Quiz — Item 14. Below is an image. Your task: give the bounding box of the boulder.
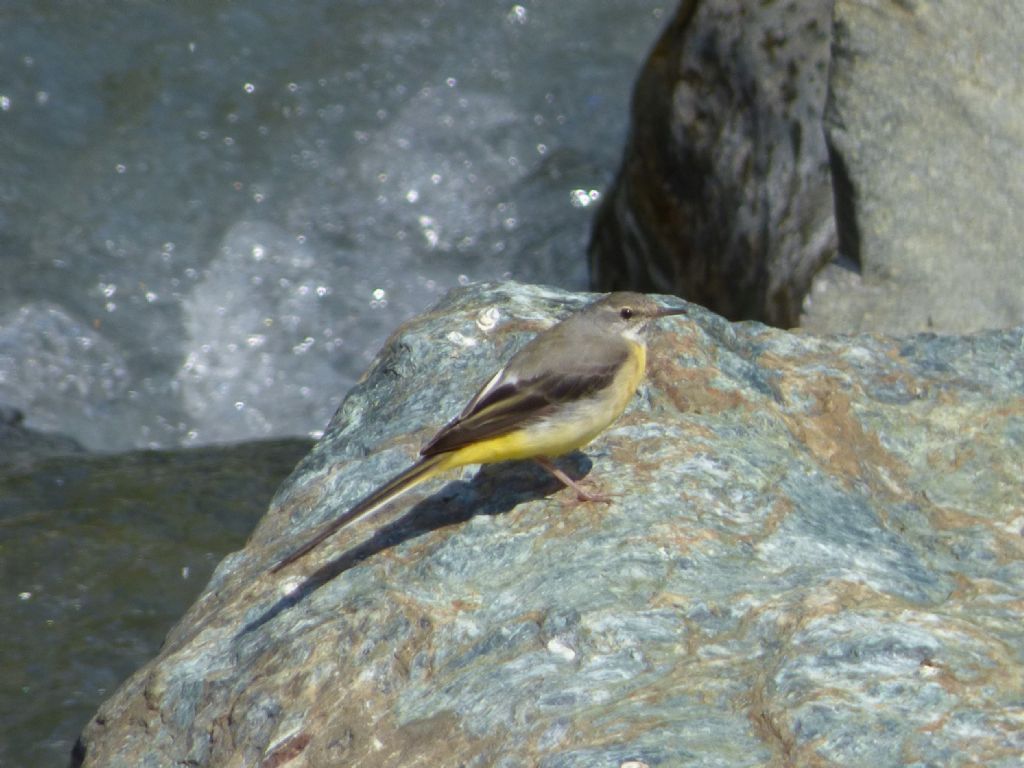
[592,0,1024,335]
[75,283,1024,767]
[589,0,836,327]
[807,0,1024,333]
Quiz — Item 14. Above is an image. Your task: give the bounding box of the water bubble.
[569,188,601,208]
[507,5,528,24]
[292,337,315,354]
[418,215,439,249]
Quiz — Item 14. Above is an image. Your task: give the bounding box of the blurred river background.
[0,1,668,764]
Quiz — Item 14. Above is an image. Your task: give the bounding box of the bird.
[270,291,686,573]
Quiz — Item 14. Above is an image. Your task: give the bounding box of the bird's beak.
[655,305,688,318]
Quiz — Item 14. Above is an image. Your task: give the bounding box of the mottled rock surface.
[589,0,836,327]
[75,283,1023,767]
[807,0,1024,334]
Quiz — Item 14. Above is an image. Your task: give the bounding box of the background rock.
[806,0,1024,333]
[0,403,84,471]
[1,437,311,767]
[592,0,1024,335]
[589,0,836,327]
[75,283,1024,767]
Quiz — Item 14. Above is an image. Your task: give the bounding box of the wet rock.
[74,283,1024,767]
[0,403,85,470]
[1,437,311,767]
[589,0,836,327]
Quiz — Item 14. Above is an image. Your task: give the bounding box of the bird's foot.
[534,457,615,505]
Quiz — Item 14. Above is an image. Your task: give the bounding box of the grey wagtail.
[271,291,686,573]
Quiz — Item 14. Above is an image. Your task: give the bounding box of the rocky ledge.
[75,282,1023,767]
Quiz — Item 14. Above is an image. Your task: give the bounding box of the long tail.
[270,453,451,573]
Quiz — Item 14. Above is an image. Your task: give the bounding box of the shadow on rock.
[242,453,594,634]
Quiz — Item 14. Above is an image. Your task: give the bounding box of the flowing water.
[0,1,667,763]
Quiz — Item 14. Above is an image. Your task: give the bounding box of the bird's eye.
[619,307,634,320]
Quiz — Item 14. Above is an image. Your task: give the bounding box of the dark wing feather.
[421,357,624,456]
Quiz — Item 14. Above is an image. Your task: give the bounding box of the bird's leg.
[533,456,614,504]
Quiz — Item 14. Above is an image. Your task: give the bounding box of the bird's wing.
[420,341,628,456]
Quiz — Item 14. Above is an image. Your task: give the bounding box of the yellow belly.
[447,341,646,467]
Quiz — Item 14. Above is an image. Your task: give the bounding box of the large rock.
[806,0,1024,333]
[589,0,836,327]
[75,283,1023,767]
[592,0,1024,335]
